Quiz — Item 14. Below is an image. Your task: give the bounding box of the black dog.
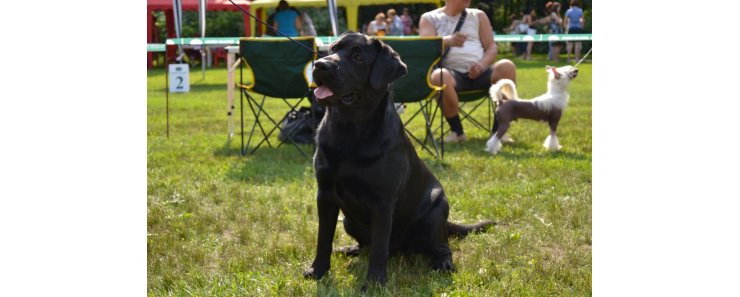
[304,33,493,288]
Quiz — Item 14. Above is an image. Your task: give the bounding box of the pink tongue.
[314,85,334,100]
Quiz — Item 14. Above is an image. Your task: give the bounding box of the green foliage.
[152,10,245,40]
[151,1,591,40]
[147,53,591,296]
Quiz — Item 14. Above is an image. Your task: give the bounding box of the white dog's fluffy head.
[546,65,578,89]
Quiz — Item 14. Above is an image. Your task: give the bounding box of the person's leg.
[552,45,561,62]
[431,68,465,139]
[430,68,459,118]
[526,42,533,60]
[575,41,582,61]
[491,59,517,85]
[566,41,573,62]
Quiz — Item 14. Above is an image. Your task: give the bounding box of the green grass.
[147,53,592,296]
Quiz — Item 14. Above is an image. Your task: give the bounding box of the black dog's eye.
[351,46,363,62]
[352,53,362,62]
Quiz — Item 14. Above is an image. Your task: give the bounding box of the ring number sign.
[169,64,190,93]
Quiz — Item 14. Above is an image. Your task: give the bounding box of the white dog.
[485,65,579,154]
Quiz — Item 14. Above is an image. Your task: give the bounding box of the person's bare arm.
[419,14,467,48]
[295,14,303,35]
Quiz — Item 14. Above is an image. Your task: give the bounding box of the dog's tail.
[447,220,495,238]
[489,79,518,104]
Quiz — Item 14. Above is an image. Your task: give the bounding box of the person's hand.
[445,32,468,47]
[468,62,486,79]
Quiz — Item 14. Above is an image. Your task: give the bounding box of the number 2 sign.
[169,64,190,93]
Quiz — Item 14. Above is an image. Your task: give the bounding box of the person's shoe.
[444,132,468,143]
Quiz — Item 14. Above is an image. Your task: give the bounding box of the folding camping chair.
[380,37,445,158]
[237,37,317,158]
[456,89,495,135]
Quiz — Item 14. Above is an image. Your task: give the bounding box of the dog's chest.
[316,150,408,214]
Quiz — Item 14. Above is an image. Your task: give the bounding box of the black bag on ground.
[278,106,322,145]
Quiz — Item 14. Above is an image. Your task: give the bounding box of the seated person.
[419,0,517,142]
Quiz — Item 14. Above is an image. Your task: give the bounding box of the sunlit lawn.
[147,52,591,296]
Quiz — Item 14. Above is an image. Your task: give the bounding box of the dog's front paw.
[485,136,502,154]
[360,270,388,292]
[543,135,562,151]
[431,255,456,272]
[303,265,329,280]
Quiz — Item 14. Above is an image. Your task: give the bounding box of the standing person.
[544,2,564,62]
[521,7,536,60]
[387,8,405,36]
[400,7,414,35]
[564,0,586,62]
[419,0,517,143]
[272,0,301,37]
[297,9,317,36]
[366,12,387,36]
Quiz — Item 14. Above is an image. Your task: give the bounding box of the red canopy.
[147,0,252,68]
[147,0,250,11]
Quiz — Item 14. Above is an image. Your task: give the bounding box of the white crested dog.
[485,65,579,154]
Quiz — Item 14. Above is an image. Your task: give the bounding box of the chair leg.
[245,95,276,155]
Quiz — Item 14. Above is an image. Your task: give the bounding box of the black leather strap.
[440,10,468,64]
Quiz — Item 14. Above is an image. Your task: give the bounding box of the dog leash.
[573,48,592,68]
[227,0,323,57]
[439,10,467,65]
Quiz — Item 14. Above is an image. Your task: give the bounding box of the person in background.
[265,11,277,36]
[297,9,317,36]
[542,1,564,62]
[387,8,405,36]
[520,7,536,60]
[503,12,525,57]
[272,0,301,37]
[419,0,517,143]
[366,12,388,36]
[400,7,414,35]
[564,0,586,62]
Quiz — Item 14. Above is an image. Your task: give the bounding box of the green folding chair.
[237,37,317,158]
[380,37,445,158]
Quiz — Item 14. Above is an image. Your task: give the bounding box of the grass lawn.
[147,53,592,296]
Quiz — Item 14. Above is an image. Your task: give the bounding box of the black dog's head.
[313,32,407,107]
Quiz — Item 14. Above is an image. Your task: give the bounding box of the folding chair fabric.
[239,37,315,98]
[238,37,317,158]
[379,37,445,158]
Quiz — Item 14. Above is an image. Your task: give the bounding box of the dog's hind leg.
[486,120,509,154]
[491,114,514,144]
[334,217,369,257]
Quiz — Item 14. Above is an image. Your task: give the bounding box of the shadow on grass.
[443,139,589,161]
[219,139,315,184]
[315,252,452,296]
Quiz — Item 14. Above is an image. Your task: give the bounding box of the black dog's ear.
[369,39,408,90]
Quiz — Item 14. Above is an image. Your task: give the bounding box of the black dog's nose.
[314,60,337,72]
